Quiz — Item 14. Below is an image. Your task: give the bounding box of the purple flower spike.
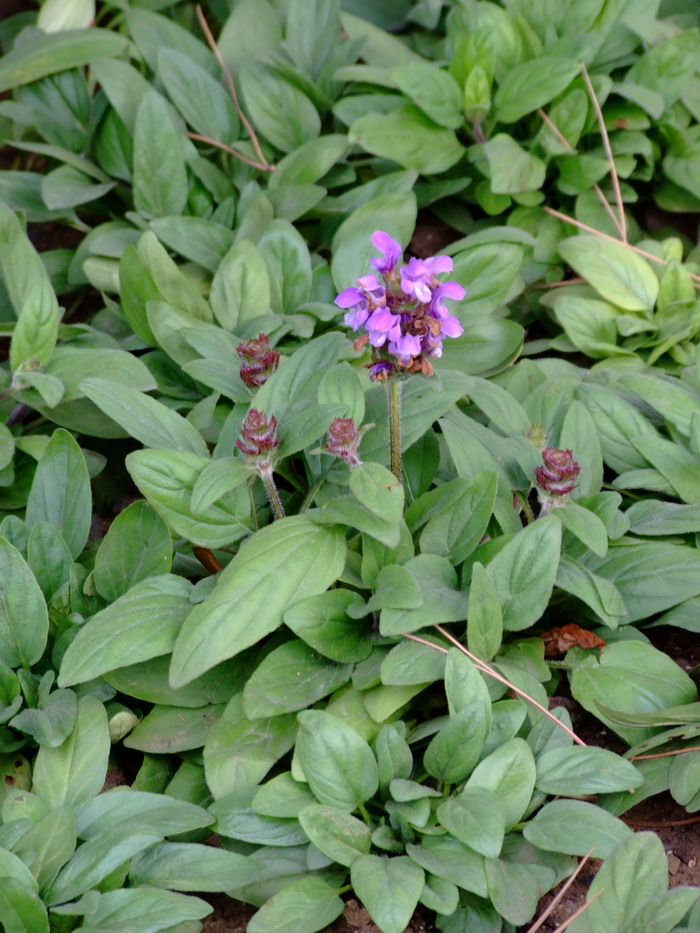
[335,231,466,379]
[370,231,403,277]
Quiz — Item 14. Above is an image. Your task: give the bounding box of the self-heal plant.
[335,231,465,479]
[236,408,285,520]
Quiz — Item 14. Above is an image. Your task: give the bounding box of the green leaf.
[495,57,581,122]
[204,697,296,799]
[0,879,48,933]
[567,832,668,933]
[243,640,352,718]
[296,709,378,810]
[45,825,164,907]
[10,689,76,748]
[555,557,627,628]
[259,219,312,316]
[64,888,212,932]
[129,841,259,892]
[170,517,346,686]
[437,788,505,859]
[625,30,700,107]
[10,279,60,372]
[331,191,417,291]
[317,362,365,423]
[0,536,48,668]
[210,240,271,331]
[391,63,463,128]
[524,799,631,857]
[253,772,317,818]
[75,788,212,839]
[298,805,371,867]
[93,500,172,602]
[133,91,187,218]
[349,106,465,174]
[27,522,73,601]
[81,378,208,457]
[420,471,497,566]
[406,836,487,897]
[536,746,643,795]
[247,877,344,933]
[586,540,700,622]
[626,500,700,536]
[32,695,109,809]
[465,738,536,829]
[554,501,608,557]
[12,805,76,891]
[467,562,503,661]
[630,435,700,505]
[159,48,239,143]
[240,61,320,153]
[24,428,91,558]
[0,203,54,319]
[149,216,234,274]
[379,554,465,636]
[269,134,349,188]
[485,857,553,927]
[283,590,371,663]
[486,514,562,631]
[58,575,192,687]
[450,243,524,317]
[558,235,659,312]
[424,708,488,785]
[481,134,546,194]
[351,855,424,933]
[570,641,697,744]
[190,458,251,515]
[0,28,129,94]
[126,448,250,549]
[125,703,225,753]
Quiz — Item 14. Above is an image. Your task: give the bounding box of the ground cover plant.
[3,1,700,931]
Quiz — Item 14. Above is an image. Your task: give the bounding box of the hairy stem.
[388,378,402,483]
[258,464,286,521]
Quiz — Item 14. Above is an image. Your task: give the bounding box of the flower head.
[236,334,280,388]
[323,417,364,467]
[535,447,580,499]
[335,230,464,378]
[236,409,280,460]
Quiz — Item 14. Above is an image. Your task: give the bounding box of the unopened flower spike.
[236,408,285,520]
[535,447,580,515]
[322,417,366,468]
[236,333,279,388]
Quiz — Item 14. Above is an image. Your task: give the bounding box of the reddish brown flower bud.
[535,447,580,497]
[235,409,280,459]
[236,334,280,388]
[323,417,363,467]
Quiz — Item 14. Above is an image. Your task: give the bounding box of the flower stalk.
[388,377,402,482]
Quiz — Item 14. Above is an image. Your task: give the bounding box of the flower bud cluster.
[236,334,280,388]
[535,447,580,499]
[235,409,280,460]
[322,417,364,468]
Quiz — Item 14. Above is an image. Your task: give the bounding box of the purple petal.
[370,231,403,275]
[344,307,370,330]
[335,287,364,309]
[438,312,463,338]
[425,255,453,275]
[396,333,422,357]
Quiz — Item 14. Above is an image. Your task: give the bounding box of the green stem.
[259,464,286,521]
[515,490,536,525]
[299,473,326,514]
[388,377,402,483]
